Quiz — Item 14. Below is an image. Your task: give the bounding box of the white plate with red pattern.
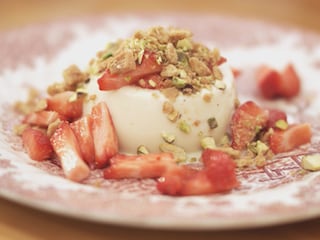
[1,13,320,230]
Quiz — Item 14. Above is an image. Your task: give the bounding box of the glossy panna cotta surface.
[85,63,236,154]
[82,26,237,156]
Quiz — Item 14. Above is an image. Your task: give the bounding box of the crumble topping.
[89,26,227,95]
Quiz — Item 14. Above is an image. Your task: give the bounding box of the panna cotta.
[83,26,237,156]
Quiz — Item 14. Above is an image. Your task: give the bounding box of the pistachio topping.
[301,154,320,171]
[275,119,289,130]
[178,120,191,133]
[159,142,186,162]
[207,117,218,129]
[200,137,216,149]
[89,26,227,95]
[161,132,176,144]
[137,145,150,155]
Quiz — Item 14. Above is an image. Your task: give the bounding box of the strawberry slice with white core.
[22,128,53,161]
[23,110,60,127]
[269,123,312,154]
[47,91,83,121]
[103,153,176,179]
[91,102,119,168]
[50,121,90,182]
[70,115,95,168]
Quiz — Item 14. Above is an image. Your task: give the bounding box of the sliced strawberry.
[231,67,241,78]
[231,101,268,150]
[278,63,301,98]
[256,64,301,99]
[50,121,90,182]
[23,110,60,127]
[70,115,95,168]
[22,128,53,161]
[46,91,83,121]
[103,153,176,179]
[269,123,312,154]
[157,166,197,196]
[256,65,282,99]
[266,109,287,129]
[157,150,238,196]
[98,51,162,90]
[91,102,119,168]
[201,149,238,192]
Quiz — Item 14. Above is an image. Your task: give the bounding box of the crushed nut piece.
[178,120,191,133]
[159,142,186,162]
[137,145,149,155]
[161,132,176,144]
[207,117,218,129]
[189,57,211,76]
[301,154,320,171]
[200,137,216,149]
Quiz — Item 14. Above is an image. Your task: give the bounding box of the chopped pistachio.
[220,135,230,146]
[148,79,157,88]
[301,154,320,171]
[14,124,28,136]
[177,52,189,66]
[76,87,88,96]
[176,38,192,51]
[102,53,113,60]
[275,119,289,130]
[172,77,186,89]
[34,99,48,112]
[207,117,218,130]
[200,137,216,149]
[161,132,176,144]
[255,154,266,167]
[137,49,145,64]
[167,110,180,122]
[248,140,269,155]
[68,92,78,102]
[214,80,226,90]
[178,120,191,134]
[159,142,186,162]
[124,76,131,82]
[137,145,149,155]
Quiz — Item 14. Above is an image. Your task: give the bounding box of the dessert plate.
[1,13,320,230]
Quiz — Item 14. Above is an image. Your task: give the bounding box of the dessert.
[14,26,313,196]
[84,27,237,155]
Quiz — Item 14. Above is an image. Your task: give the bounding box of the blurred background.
[1,0,320,32]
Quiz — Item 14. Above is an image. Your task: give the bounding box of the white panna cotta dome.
[84,62,237,154]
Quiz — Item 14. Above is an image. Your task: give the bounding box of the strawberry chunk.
[70,115,95,168]
[98,52,162,90]
[91,102,119,168]
[278,63,301,98]
[231,101,268,150]
[50,121,90,182]
[22,128,53,161]
[269,123,312,154]
[256,63,301,99]
[202,149,238,192]
[157,150,238,196]
[103,153,176,179]
[256,65,282,99]
[47,91,83,121]
[266,109,287,129]
[23,110,60,127]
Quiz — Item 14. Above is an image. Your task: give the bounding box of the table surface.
[1,0,320,239]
